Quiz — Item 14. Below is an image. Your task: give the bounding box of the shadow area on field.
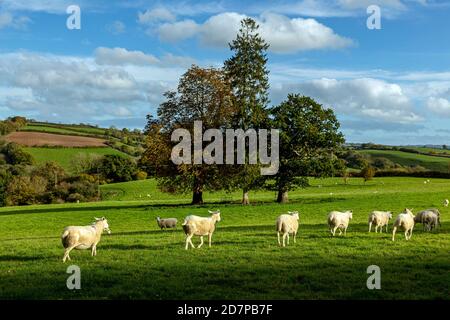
[0,196,347,217]
[0,255,45,262]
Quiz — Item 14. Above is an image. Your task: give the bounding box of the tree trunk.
[277,190,289,203]
[192,191,204,205]
[242,190,250,205]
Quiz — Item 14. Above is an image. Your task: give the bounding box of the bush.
[136,171,148,180]
[96,154,138,183]
[1,143,34,165]
[361,166,375,183]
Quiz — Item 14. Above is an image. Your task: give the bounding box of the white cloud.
[272,78,422,123]
[0,12,31,30]
[427,97,450,116]
[138,7,176,24]
[157,12,353,53]
[106,20,126,35]
[95,47,160,66]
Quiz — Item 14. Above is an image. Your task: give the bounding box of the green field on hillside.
[23,124,106,137]
[358,149,450,172]
[25,147,129,173]
[0,177,449,299]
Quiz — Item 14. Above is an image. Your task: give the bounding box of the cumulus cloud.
[95,47,160,66]
[157,12,353,53]
[106,20,126,35]
[0,12,31,30]
[427,97,450,116]
[94,47,195,68]
[138,7,176,24]
[272,78,421,123]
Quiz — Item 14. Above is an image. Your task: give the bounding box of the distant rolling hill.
[1,122,131,173]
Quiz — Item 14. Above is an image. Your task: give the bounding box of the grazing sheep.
[368,211,393,233]
[392,209,415,241]
[414,209,441,231]
[276,211,299,247]
[182,210,221,250]
[61,217,111,262]
[444,199,449,207]
[156,216,178,230]
[328,210,353,236]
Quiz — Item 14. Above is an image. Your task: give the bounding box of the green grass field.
[359,149,450,172]
[0,177,449,299]
[23,123,107,137]
[25,147,128,173]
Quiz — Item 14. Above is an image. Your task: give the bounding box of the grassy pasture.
[358,149,450,172]
[0,177,449,299]
[23,123,107,137]
[25,147,128,173]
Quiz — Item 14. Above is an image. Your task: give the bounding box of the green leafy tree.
[224,18,270,205]
[96,154,138,183]
[361,165,375,183]
[270,94,345,203]
[141,66,236,204]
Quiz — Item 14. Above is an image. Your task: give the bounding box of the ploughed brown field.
[4,132,107,147]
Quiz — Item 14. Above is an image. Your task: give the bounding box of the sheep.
[392,209,415,241]
[182,210,221,250]
[444,199,449,207]
[156,216,178,230]
[276,211,299,247]
[368,211,393,233]
[414,209,441,231]
[61,217,111,263]
[327,210,353,236]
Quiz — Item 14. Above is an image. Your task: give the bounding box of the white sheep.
[444,199,449,207]
[276,211,299,247]
[327,210,353,236]
[392,209,415,241]
[182,210,221,250]
[368,211,392,233]
[414,209,441,231]
[61,217,111,262]
[156,216,178,230]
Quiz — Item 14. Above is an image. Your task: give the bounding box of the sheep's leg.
[277,232,281,246]
[374,225,377,233]
[185,235,192,250]
[63,245,76,263]
[338,228,343,236]
[344,226,348,236]
[409,228,413,240]
[198,236,204,249]
[369,222,372,233]
[293,231,297,244]
[392,227,397,241]
[208,233,212,248]
[282,233,287,247]
[385,224,388,233]
[332,226,338,237]
[189,236,195,249]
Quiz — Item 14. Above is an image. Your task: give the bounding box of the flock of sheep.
[60,199,446,262]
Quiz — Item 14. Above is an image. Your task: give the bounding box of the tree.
[361,165,375,183]
[1,143,34,165]
[141,66,236,204]
[224,18,270,205]
[32,162,66,187]
[270,94,345,203]
[96,154,138,183]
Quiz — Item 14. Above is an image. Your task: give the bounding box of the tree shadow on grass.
[0,255,45,262]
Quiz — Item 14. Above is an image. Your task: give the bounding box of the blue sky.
[1,0,450,145]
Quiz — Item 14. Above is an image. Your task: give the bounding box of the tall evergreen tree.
[224,18,270,205]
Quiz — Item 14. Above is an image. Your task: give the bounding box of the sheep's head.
[95,217,111,234]
[347,210,353,219]
[388,212,393,219]
[288,211,300,220]
[404,208,414,218]
[209,210,221,222]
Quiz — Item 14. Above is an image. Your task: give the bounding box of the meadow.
[0,177,449,300]
[25,147,128,172]
[358,149,450,172]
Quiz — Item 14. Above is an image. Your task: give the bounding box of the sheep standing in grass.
[276,211,299,247]
[443,199,449,207]
[414,209,441,231]
[328,210,353,236]
[368,211,392,233]
[156,217,177,230]
[392,209,415,241]
[182,210,221,250]
[61,217,111,262]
